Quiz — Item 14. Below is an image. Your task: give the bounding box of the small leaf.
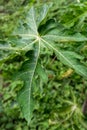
[58,105,73,115]
[36,63,48,83]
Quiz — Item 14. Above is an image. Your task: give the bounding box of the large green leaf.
[0,3,87,124]
[12,4,51,124]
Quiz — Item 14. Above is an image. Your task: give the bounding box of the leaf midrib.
[27,39,40,123]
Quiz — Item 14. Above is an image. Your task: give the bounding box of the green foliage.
[0,0,87,129]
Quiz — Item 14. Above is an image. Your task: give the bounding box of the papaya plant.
[0,1,87,125]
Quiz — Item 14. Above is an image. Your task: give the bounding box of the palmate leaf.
[1,3,87,124]
[12,4,52,124]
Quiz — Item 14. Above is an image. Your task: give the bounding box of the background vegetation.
[0,0,87,130]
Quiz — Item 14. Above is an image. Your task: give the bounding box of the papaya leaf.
[0,3,87,124]
[11,4,51,124]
